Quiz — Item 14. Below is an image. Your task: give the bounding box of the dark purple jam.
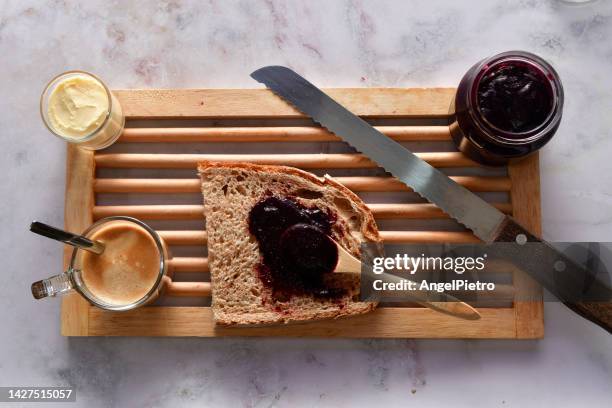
[450,51,563,166]
[280,224,338,278]
[477,63,553,134]
[248,196,344,300]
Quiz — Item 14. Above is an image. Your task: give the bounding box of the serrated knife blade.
[251,66,505,242]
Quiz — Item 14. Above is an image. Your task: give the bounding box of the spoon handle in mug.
[30,221,105,255]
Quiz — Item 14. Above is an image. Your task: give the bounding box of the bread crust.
[198,161,381,325]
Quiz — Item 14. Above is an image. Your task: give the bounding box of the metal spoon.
[30,221,105,255]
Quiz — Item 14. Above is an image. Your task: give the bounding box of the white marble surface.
[1,0,611,407]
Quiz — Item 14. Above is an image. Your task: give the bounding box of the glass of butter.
[40,71,124,150]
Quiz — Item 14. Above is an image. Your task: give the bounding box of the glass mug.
[32,217,169,311]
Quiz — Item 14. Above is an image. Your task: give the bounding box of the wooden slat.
[158,230,207,245]
[163,282,516,302]
[369,202,512,218]
[164,258,514,301]
[95,178,201,193]
[338,176,511,193]
[115,88,455,119]
[166,281,211,297]
[92,203,511,220]
[120,126,451,142]
[156,230,479,246]
[62,145,94,336]
[168,257,209,272]
[380,231,479,243]
[509,154,544,338]
[88,306,517,338]
[94,176,511,193]
[93,205,203,220]
[95,152,478,169]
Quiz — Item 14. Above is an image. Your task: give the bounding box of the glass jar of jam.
[449,51,564,166]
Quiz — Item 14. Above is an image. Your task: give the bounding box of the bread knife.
[251,66,612,333]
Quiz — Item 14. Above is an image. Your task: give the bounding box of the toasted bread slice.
[198,161,380,325]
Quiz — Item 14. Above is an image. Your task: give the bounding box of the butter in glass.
[40,71,124,150]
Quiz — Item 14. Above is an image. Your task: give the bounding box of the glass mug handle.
[31,270,75,299]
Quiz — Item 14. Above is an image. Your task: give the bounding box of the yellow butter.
[47,74,109,138]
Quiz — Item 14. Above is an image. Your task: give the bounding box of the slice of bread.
[198,161,381,325]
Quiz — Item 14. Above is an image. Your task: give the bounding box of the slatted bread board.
[62,88,543,338]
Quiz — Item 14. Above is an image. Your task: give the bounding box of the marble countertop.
[1,0,611,407]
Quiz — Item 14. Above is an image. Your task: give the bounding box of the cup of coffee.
[32,216,169,311]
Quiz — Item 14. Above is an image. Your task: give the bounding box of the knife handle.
[493,216,612,334]
[563,302,612,334]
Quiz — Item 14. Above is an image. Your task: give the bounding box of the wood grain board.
[62,88,544,338]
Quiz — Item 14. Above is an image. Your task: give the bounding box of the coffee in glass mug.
[32,217,169,311]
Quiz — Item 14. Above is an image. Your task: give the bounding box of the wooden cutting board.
[62,88,543,338]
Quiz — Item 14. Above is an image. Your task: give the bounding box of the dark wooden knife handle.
[563,301,612,333]
[493,216,612,334]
